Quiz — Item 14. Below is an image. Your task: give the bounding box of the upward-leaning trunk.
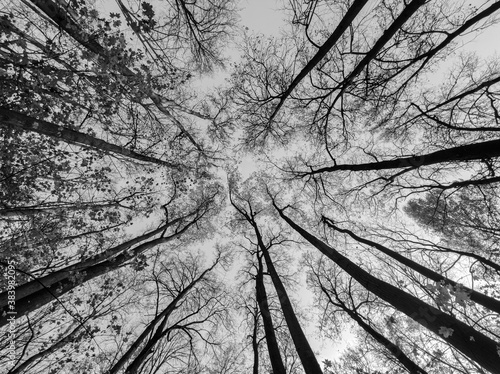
[255,254,286,374]
[0,216,188,306]
[323,217,500,314]
[273,202,500,374]
[318,284,428,374]
[269,0,370,121]
[0,234,174,327]
[0,108,180,169]
[299,138,500,176]
[255,229,323,374]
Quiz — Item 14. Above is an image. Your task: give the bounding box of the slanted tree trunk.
[315,277,428,374]
[255,254,286,374]
[257,233,322,373]
[269,0,370,121]
[322,217,500,314]
[0,108,180,169]
[0,202,206,326]
[28,0,207,151]
[0,211,195,306]
[273,200,500,374]
[230,194,322,373]
[298,138,500,176]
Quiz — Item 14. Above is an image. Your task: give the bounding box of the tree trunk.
[0,217,182,305]
[255,254,286,374]
[318,284,428,374]
[269,0,370,121]
[273,202,500,374]
[256,231,323,374]
[0,108,180,169]
[300,138,500,176]
[323,217,500,314]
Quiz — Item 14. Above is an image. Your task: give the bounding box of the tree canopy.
[2,0,500,373]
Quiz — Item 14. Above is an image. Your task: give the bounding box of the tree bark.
[108,261,216,374]
[318,283,428,374]
[255,254,286,374]
[256,232,323,373]
[0,108,180,169]
[273,201,500,374]
[269,0,370,121]
[0,206,204,326]
[323,217,500,314]
[299,138,500,176]
[28,0,206,151]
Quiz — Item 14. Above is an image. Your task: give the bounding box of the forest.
[1,0,500,373]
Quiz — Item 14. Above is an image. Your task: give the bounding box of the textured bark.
[251,299,260,374]
[255,255,286,374]
[0,207,204,325]
[0,216,185,305]
[0,108,180,169]
[274,202,500,374]
[300,138,500,176]
[323,217,500,314]
[0,235,169,327]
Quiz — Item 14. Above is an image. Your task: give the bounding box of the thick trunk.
[0,219,179,305]
[256,231,323,374]
[269,0,370,121]
[341,0,426,89]
[251,300,260,374]
[0,234,175,327]
[302,138,500,175]
[319,285,428,374]
[323,218,500,314]
[255,255,286,374]
[0,108,180,169]
[274,203,500,373]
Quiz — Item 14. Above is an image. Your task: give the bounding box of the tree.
[230,189,323,374]
[272,194,500,373]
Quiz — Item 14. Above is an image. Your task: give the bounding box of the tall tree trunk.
[299,138,500,176]
[273,200,500,374]
[317,281,428,374]
[230,194,323,373]
[0,214,189,305]
[322,217,500,314]
[0,210,202,326]
[256,232,323,373]
[269,0,370,121]
[251,299,260,374]
[0,108,180,169]
[255,254,286,374]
